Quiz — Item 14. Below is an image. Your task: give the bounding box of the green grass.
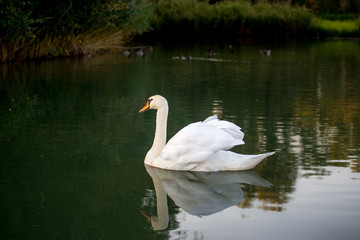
[151,0,360,38]
[2,0,360,62]
[310,17,360,37]
[152,0,312,36]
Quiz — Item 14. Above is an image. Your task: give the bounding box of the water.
[0,39,359,240]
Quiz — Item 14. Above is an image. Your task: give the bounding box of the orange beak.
[139,101,150,113]
[140,210,151,223]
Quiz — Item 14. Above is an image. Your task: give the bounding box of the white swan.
[139,95,275,171]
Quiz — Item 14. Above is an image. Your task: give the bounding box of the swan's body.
[139,95,274,172]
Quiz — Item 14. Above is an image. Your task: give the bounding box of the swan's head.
[139,95,168,113]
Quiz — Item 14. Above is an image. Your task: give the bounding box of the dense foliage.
[152,0,312,36]
[0,0,152,61]
[1,0,359,61]
[242,0,360,14]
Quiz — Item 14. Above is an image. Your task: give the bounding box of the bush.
[0,1,36,42]
[0,0,154,61]
[152,0,312,36]
[310,17,360,37]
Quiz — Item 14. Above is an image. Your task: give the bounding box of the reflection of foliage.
[0,67,39,143]
[0,60,161,239]
[239,182,292,212]
[351,162,360,172]
[194,40,360,209]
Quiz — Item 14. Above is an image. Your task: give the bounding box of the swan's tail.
[235,151,275,170]
[210,151,275,171]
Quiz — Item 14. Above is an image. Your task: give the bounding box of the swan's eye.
[147,98,153,105]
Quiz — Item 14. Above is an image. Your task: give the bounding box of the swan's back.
[159,116,245,169]
[203,116,244,140]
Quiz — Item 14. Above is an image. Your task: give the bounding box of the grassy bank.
[151,0,313,36]
[151,0,360,38]
[309,17,360,37]
[0,30,128,62]
[0,0,152,62]
[1,0,359,62]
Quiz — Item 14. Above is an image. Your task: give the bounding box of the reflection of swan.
[143,165,272,229]
[142,166,169,230]
[139,95,275,171]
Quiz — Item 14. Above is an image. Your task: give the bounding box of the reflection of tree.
[291,41,360,172]
[0,59,172,240]
[0,65,39,143]
[201,40,360,210]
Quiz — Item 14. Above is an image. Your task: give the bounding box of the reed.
[0,30,127,62]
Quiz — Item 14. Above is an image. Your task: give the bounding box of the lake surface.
[0,39,359,240]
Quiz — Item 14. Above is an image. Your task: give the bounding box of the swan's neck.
[148,104,168,158]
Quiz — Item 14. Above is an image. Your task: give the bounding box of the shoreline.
[1,1,359,63]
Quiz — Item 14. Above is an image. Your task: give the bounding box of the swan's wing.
[160,116,244,166]
[204,116,245,140]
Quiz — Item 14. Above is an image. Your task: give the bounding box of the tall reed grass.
[0,31,126,62]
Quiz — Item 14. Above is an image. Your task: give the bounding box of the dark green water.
[1,39,359,240]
